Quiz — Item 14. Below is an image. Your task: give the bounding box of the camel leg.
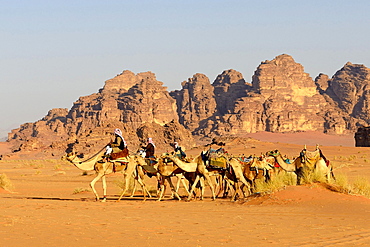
[214,175,223,198]
[187,175,201,201]
[117,173,131,201]
[203,173,216,200]
[199,177,205,200]
[118,161,139,201]
[239,174,251,197]
[166,177,181,201]
[130,176,137,197]
[155,173,162,198]
[139,173,152,198]
[175,174,181,193]
[296,168,303,185]
[101,175,107,202]
[90,173,103,201]
[222,179,230,198]
[175,173,189,196]
[157,176,166,201]
[135,175,149,201]
[180,175,190,195]
[232,180,246,201]
[229,180,237,201]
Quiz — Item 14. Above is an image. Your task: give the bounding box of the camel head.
[266,150,280,157]
[61,152,77,161]
[132,155,147,167]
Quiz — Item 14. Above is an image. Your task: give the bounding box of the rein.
[71,145,107,164]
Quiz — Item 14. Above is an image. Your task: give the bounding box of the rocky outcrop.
[170,73,217,133]
[171,54,350,136]
[321,62,370,125]
[212,69,252,115]
[6,54,370,157]
[8,71,194,158]
[355,127,370,147]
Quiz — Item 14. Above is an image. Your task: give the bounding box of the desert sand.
[1,132,370,246]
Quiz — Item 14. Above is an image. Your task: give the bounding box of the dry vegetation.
[0,173,14,192]
[253,169,370,199]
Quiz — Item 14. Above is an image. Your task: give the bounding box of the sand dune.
[1,133,370,246]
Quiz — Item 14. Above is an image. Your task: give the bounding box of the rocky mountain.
[172,54,351,136]
[7,71,194,158]
[5,54,370,158]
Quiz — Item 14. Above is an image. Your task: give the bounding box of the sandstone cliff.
[7,71,194,158]
[6,54,370,157]
[171,54,350,137]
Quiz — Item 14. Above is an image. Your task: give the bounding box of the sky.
[1,0,369,139]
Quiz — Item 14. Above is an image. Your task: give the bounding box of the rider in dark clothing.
[143,137,155,158]
[173,142,186,160]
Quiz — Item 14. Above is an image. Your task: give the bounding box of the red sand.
[1,132,370,246]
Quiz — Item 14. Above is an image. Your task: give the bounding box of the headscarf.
[114,128,126,146]
[148,137,155,148]
[114,128,122,136]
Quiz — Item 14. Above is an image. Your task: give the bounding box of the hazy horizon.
[1,0,369,139]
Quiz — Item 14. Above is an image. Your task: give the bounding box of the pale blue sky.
[1,0,369,139]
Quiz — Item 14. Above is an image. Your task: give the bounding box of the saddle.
[300,147,330,169]
[141,164,158,177]
[112,162,128,173]
[205,153,228,170]
[142,157,158,177]
[110,148,129,160]
[249,157,273,174]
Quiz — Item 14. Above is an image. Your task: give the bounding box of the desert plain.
[1,131,370,247]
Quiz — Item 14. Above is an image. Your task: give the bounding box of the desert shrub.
[311,169,326,183]
[0,173,14,191]
[333,173,349,191]
[254,171,297,194]
[30,163,45,169]
[114,176,136,194]
[347,155,357,161]
[73,187,91,194]
[326,173,370,199]
[352,177,370,198]
[54,164,62,170]
[300,168,326,185]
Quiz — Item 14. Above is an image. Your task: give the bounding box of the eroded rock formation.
[8,71,194,158]
[6,54,370,157]
[171,54,351,137]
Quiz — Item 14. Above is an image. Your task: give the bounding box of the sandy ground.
[1,132,370,247]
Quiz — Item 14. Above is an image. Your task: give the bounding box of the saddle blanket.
[209,156,227,169]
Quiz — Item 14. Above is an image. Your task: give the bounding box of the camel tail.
[331,169,336,181]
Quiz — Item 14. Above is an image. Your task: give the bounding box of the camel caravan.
[62,130,335,202]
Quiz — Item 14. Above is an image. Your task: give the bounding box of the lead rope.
[79,145,108,163]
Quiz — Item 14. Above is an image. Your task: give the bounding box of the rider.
[142,137,156,161]
[173,141,186,160]
[105,128,128,159]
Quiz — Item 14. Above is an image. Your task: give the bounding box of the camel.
[128,154,190,201]
[169,153,250,201]
[267,145,335,185]
[154,156,184,201]
[162,155,207,200]
[240,155,276,192]
[62,149,150,202]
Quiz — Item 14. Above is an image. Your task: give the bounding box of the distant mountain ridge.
[5,54,370,158]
